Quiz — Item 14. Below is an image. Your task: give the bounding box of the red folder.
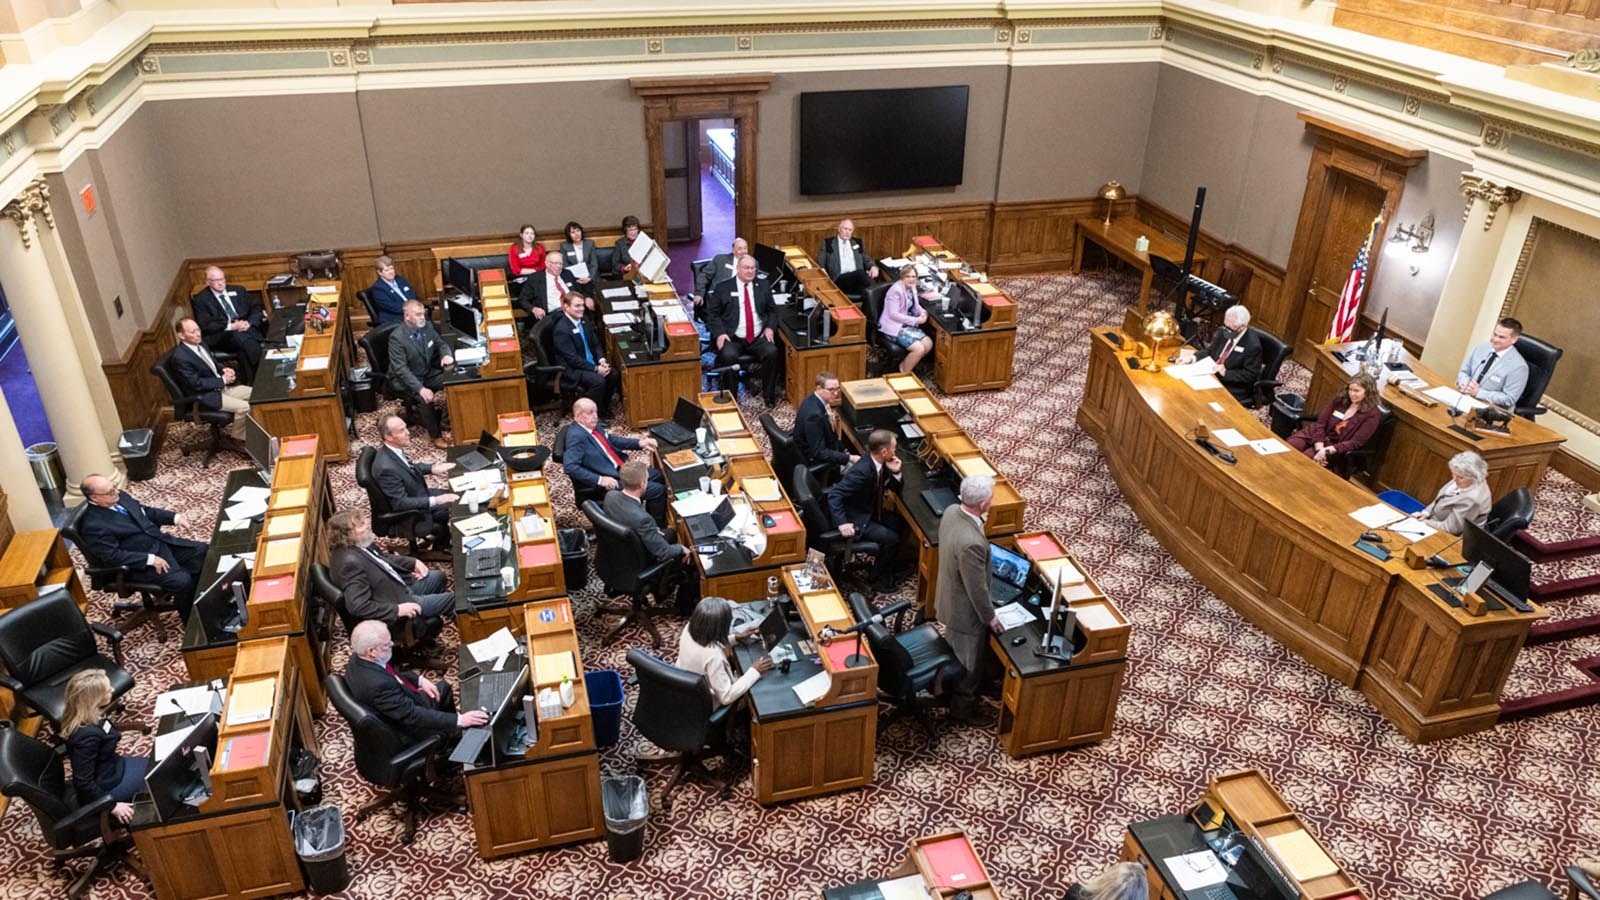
[220,732,270,771]
[477,269,505,283]
[666,322,698,337]
[1017,534,1066,560]
[821,638,861,671]
[251,575,296,604]
[488,338,519,354]
[912,235,938,248]
[519,542,558,568]
[832,307,862,321]
[982,295,1013,307]
[762,510,802,534]
[498,414,533,434]
[279,436,318,457]
[920,833,986,890]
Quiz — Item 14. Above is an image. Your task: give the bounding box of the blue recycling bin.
[586,669,624,748]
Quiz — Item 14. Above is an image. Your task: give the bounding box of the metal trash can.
[601,775,648,863]
[119,429,157,482]
[559,528,589,590]
[586,670,624,748]
[293,804,350,894]
[1270,393,1305,439]
[25,442,65,501]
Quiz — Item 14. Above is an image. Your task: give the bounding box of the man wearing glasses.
[792,371,859,476]
[75,474,208,620]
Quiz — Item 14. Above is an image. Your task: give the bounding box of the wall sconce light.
[1390,213,1434,253]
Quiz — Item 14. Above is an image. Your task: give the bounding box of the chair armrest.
[0,672,22,692]
[639,558,674,584]
[1256,378,1282,391]
[392,734,444,771]
[89,621,126,667]
[54,792,115,838]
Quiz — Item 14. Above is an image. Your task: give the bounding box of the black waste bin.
[349,367,378,413]
[289,748,322,807]
[586,670,624,748]
[1270,393,1305,439]
[119,429,158,482]
[559,528,589,590]
[601,775,647,863]
[293,804,350,894]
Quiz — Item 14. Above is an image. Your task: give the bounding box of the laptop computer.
[455,431,502,472]
[650,397,704,446]
[757,605,791,651]
[989,543,1031,606]
[685,497,736,542]
[921,484,959,517]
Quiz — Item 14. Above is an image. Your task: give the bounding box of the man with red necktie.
[344,621,486,740]
[561,397,668,522]
[706,254,782,406]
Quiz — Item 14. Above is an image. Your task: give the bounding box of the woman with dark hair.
[1286,372,1382,477]
[676,597,772,709]
[559,221,599,295]
[613,215,642,279]
[61,670,146,824]
[508,224,546,284]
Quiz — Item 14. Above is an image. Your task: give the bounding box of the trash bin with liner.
[1270,393,1305,440]
[24,442,65,501]
[119,429,158,482]
[293,804,350,894]
[601,774,648,862]
[348,366,378,414]
[559,528,589,590]
[585,669,624,748]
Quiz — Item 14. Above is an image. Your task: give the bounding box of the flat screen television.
[798,86,969,195]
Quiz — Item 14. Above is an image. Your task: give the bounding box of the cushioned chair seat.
[1481,880,1557,900]
[20,656,134,727]
[899,623,962,689]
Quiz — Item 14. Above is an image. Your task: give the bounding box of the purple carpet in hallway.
[0,340,54,446]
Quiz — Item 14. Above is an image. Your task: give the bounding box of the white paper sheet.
[567,261,590,281]
[876,875,931,900]
[229,485,271,503]
[1387,518,1437,542]
[602,313,637,326]
[1212,428,1250,448]
[1183,374,1224,391]
[453,512,500,536]
[1208,402,1225,412]
[1164,359,1215,379]
[1249,438,1290,455]
[1165,850,1229,891]
[601,287,633,299]
[224,498,267,521]
[1423,385,1489,410]
[155,686,223,718]
[217,552,255,572]
[1350,503,1406,529]
[993,602,1034,630]
[154,724,198,761]
[793,670,831,705]
[466,627,519,666]
[609,300,640,312]
[453,347,487,366]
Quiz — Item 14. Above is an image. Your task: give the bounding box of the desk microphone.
[822,599,914,638]
[1195,436,1237,465]
[1447,386,1468,419]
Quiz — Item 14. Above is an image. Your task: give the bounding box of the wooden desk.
[1123,769,1369,900]
[775,246,868,405]
[0,527,83,612]
[442,280,530,442]
[1304,341,1564,501]
[593,277,703,427]
[902,238,1017,393]
[825,830,1003,899]
[250,300,351,461]
[1072,217,1206,314]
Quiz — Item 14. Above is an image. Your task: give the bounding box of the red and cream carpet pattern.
[5,271,1598,900]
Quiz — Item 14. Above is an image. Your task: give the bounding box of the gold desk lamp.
[1098,180,1126,227]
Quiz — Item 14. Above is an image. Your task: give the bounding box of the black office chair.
[861,282,907,375]
[846,592,962,743]
[1486,488,1536,542]
[583,499,673,648]
[355,446,427,555]
[325,674,452,846]
[1342,407,1396,486]
[760,413,833,497]
[553,426,608,513]
[355,288,381,327]
[59,503,182,642]
[150,350,236,466]
[690,258,714,323]
[1245,327,1291,409]
[524,315,568,413]
[0,592,135,733]
[1514,334,1562,421]
[359,322,426,425]
[626,649,736,811]
[0,721,144,899]
[532,312,584,411]
[793,465,880,590]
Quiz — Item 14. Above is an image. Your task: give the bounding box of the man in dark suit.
[793,371,858,473]
[551,292,619,418]
[371,414,459,555]
[692,236,754,308]
[191,266,265,381]
[563,398,666,522]
[816,218,878,294]
[170,317,252,447]
[327,509,453,635]
[387,300,454,448]
[367,255,419,326]
[345,620,486,741]
[706,254,782,405]
[603,461,698,611]
[1206,304,1263,405]
[935,476,998,724]
[77,474,208,619]
[517,252,579,326]
[826,429,906,591]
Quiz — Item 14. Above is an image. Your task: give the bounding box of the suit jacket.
[332,545,421,626]
[367,276,418,326]
[562,422,641,489]
[695,253,739,298]
[1422,480,1492,536]
[517,268,577,314]
[603,490,680,562]
[934,506,995,653]
[551,314,606,387]
[169,342,232,410]
[1206,326,1264,401]
[344,655,457,735]
[817,235,873,281]
[78,493,205,571]
[191,285,265,347]
[559,239,599,280]
[611,236,634,277]
[370,445,438,519]
[66,721,126,802]
[793,393,849,467]
[1456,342,1529,409]
[706,276,777,342]
[826,456,902,530]
[386,323,448,396]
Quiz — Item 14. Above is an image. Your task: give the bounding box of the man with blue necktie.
[76,474,208,620]
[551,291,620,419]
[367,255,419,326]
[387,300,454,449]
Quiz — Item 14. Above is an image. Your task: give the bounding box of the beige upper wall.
[1364,152,1466,341]
[996,63,1160,202]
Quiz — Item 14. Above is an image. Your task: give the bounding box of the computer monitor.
[989,543,1030,589]
[446,291,481,342]
[806,300,833,345]
[442,257,477,297]
[145,712,219,822]
[751,243,794,289]
[1463,520,1531,601]
[196,559,250,633]
[948,281,988,329]
[242,415,277,483]
[640,301,670,355]
[670,396,705,433]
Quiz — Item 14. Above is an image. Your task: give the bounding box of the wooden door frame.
[631,75,771,253]
[1281,112,1425,356]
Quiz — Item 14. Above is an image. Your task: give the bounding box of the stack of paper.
[453,512,500,536]
[1266,829,1339,881]
[532,650,577,685]
[226,678,277,726]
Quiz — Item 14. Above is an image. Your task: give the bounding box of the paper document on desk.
[485,323,515,340]
[217,518,252,533]
[454,347,487,366]
[671,492,723,518]
[1212,428,1250,448]
[453,512,500,537]
[993,603,1034,631]
[1166,850,1229,890]
[230,485,271,504]
[156,686,223,718]
[466,627,519,667]
[601,286,633,299]
[1265,829,1340,881]
[1164,358,1214,379]
[1424,385,1488,410]
[224,498,267,522]
[881,257,910,268]
[609,299,640,312]
[875,875,930,900]
[1182,375,1224,391]
[655,302,690,323]
[459,486,498,508]
[1350,503,1407,529]
[793,670,831,706]
[217,552,255,572]
[1388,518,1437,543]
[300,356,330,372]
[1249,438,1290,455]
[265,348,296,361]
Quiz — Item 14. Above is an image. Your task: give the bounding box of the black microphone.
[1195,436,1237,464]
[1426,532,1466,568]
[826,599,913,636]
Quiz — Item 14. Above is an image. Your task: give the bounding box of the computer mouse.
[1010,635,1027,646]
[761,514,776,529]
[1360,532,1382,543]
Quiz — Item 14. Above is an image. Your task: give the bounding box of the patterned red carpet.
[5,271,1598,900]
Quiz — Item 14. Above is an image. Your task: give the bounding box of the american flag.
[1327,217,1380,343]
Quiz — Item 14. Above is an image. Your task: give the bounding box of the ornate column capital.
[1,179,55,250]
[1458,174,1523,231]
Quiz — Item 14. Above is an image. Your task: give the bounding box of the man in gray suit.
[602,461,697,611]
[1456,317,1529,409]
[327,509,454,633]
[934,475,1000,724]
[387,299,454,448]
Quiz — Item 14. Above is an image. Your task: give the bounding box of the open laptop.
[649,397,704,446]
[757,605,792,651]
[685,497,736,542]
[989,543,1032,606]
[454,431,502,472]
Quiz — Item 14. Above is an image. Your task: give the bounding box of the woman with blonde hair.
[1063,861,1148,900]
[61,670,145,823]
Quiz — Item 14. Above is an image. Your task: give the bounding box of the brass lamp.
[1141,310,1178,370]
[1098,180,1127,227]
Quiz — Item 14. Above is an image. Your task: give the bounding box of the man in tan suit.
[935,475,1000,724]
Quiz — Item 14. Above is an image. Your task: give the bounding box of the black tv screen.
[799,86,968,195]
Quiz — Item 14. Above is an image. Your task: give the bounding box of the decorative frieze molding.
[2,179,55,250]
[1459,174,1523,229]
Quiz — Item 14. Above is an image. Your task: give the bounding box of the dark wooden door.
[1292,175,1387,357]
[662,119,702,244]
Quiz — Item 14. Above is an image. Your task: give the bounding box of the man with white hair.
[935,475,1000,724]
[1205,304,1263,405]
[344,620,487,739]
[190,265,265,379]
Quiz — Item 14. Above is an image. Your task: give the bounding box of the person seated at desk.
[1205,304,1263,405]
[373,414,459,556]
[1410,450,1492,536]
[678,596,772,710]
[793,371,858,473]
[508,224,546,287]
[552,292,619,417]
[706,254,782,407]
[518,252,580,328]
[693,236,757,312]
[77,474,207,620]
[817,218,879,292]
[387,300,454,448]
[345,621,487,741]
[1456,316,1529,409]
[61,670,145,825]
[1062,861,1147,900]
[603,461,699,612]
[327,509,454,632]
[612,215,642,279]
[564,398,666,521]
[191,265,265,382]
[559,220,599,297]
[827,429,907,591]
[879,265,937,375]
[170,316,252,449]
[1286,372,1381,477]
[368,255,419,326]
[936,475,997,724]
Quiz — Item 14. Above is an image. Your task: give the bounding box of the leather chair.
[296,249,340,281]
[553,427,608,512]
[150,350,236,466]
[358,322,405,409]
[760,412,833,497]
[793,465,880,589]
[0,592,135,732]
[1246,327,1292,409]
[626,648,736,811]
[1483,882,1558,900]
[690,258,714,324]
[594,245,618,278]
[0,721,143,899]
[1486,487,1536,542]
[355,446,427,555]
[1569,864,1600,900]
[847,592,962,742]
[583,499,673,648]
[60,503,181,643]
[313,561,446,668]
[355,288,382,326]
[861,281,907,375]
[1514,334,1562,421]
[325,674,451,846]
[532,313,580,413]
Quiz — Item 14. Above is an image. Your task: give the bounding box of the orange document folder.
[220,732,270,771]
[519,542,558,568]
[921,833,986,890]
[1017,534,1066,560]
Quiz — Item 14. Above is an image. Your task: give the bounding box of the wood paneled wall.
[1134,199,1291,340]
[757,203,996,272]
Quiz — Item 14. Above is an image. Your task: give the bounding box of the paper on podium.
[1249,438,1290,455]
[1164,358,1214,379]
[1265,829,1339,881]
[1036,557,1085,587]
[1423,385,1488,410]
[1182,374,1225,391]
[532,650,576,685]
[1387,518,1437,542]
[453,512,499,536]
[601,286,633,299]
[260,539,298,569]
[466,628,518,666]
[1350,503,1406,529]
[953,456,996,480]
[741,477,782,503]
[793,670,831,706]
[1212,428,1250,448]
[226,678,277,727]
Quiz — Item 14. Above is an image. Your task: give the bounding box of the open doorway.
[0,278,51,447]
[663,119,737,290]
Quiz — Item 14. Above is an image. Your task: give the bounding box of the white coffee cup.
[710,479,723,496]
[695,427,708,447]
[698,476,712,494]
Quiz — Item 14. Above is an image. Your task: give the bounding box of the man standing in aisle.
[935,475,1000,725]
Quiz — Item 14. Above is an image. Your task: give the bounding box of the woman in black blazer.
[559,220,600,296]
[62,670,146,823]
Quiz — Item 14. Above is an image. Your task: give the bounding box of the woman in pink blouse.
[878,265,937,373]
